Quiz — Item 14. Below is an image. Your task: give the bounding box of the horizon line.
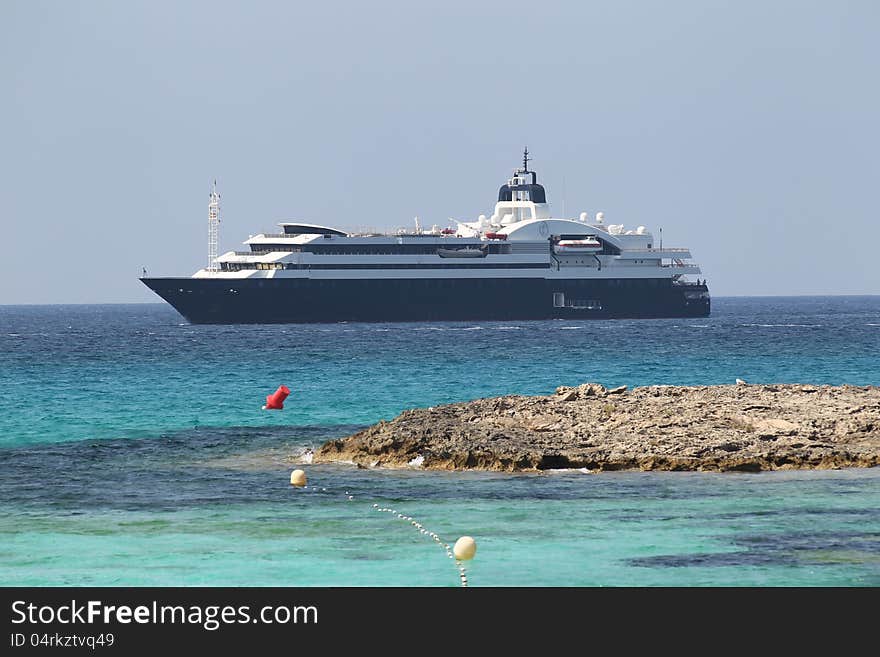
[2,293,880,308]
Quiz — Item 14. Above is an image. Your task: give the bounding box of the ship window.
[553,292,565,308]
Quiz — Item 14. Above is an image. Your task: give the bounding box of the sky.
[1,0,878,303]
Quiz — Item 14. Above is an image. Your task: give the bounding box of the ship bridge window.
[498,182,546,203]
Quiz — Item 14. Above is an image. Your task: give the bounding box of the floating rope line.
[292,470,471,587]
[347,491,469,587]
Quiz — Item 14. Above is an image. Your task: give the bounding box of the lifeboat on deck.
[437,247,486,258]
[554,237,602,253]
[484,232,507,240]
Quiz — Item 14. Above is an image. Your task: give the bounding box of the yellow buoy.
[290,469,307,487]
[453,536,477,561]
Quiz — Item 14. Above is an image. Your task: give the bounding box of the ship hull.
[142,277,710,323]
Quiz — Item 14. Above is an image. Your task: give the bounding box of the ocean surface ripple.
[0,297,878,586]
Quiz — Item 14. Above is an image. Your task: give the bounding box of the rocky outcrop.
[314,383,880,472]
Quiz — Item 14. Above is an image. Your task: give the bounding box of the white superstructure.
[198,154,703,285]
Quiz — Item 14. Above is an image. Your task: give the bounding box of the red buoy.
[263,385,290,410]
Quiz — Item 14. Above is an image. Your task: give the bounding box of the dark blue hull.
[141,277,710,323]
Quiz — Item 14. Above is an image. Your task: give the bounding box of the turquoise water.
[1,297,879,586]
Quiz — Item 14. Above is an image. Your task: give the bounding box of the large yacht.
[141,150,710,323]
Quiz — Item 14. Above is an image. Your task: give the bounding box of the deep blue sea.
[1,297,878,586]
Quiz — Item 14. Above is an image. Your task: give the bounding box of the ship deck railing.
[624,248,692,253]
[233,250,297,255]
[256,232,466,239]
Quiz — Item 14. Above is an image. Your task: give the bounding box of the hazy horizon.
[2,1,878,304]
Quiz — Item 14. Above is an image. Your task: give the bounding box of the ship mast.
[207,180,220,272]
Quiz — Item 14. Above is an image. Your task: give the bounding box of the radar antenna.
[207,180,221,272]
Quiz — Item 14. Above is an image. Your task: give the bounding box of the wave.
[412,326,484,332]
[740,323,824,328]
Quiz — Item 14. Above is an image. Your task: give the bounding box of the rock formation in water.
[314,383,880,472]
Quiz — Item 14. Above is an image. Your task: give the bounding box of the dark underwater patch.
[628,530,880,568]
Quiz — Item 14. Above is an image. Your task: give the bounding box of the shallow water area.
[1,297,878,585]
